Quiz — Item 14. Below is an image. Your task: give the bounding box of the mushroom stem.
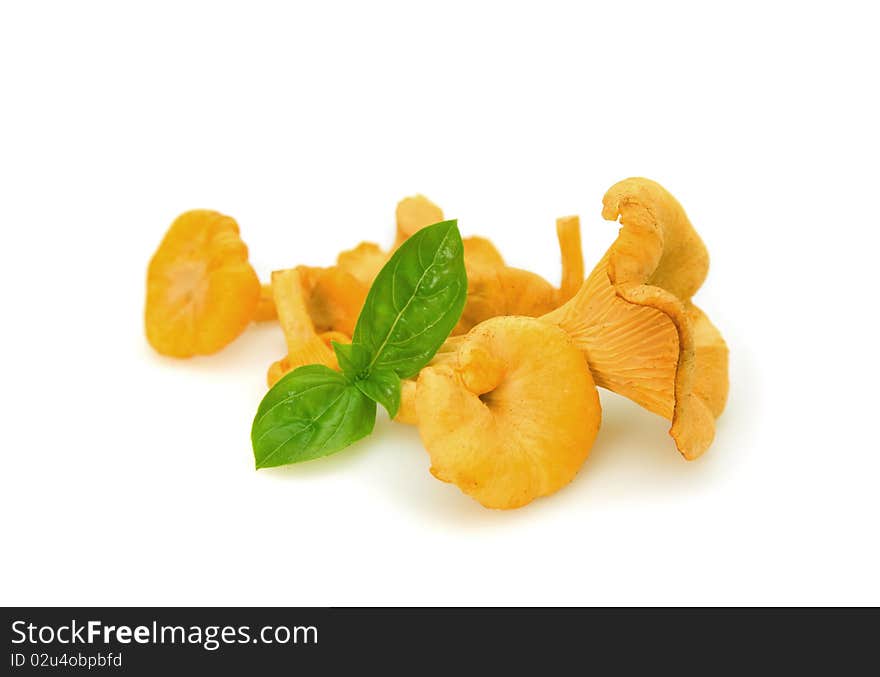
[556,215,584,303]
[254,283,278,321]
[266,268,340,387]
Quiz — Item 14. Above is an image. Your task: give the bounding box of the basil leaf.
[252,364,376,468]
[353,369,401,418]
[250,220,468,469]
[353,219,466,379]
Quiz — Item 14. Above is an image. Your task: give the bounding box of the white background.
[1,1,878,606]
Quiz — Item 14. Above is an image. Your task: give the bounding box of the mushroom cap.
[688,304,728,419]
[394,195,444,247]
[456,266,558,334]
[416,316,601,509]
[336,241,388,287]
[462,236,506,269]
[145,209,260,357]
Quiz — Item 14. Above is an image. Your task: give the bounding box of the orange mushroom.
[145,209,260,357]
[415,316,601,509]
[542,177,728,459]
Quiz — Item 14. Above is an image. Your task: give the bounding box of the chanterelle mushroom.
[415,316,601,509]
[542,177,729,459]
[145,209,260,357]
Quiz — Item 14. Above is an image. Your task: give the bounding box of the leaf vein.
[367,225,456,371]
[253,381,340,430]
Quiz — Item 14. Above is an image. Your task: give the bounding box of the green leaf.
[352,219,467,379]
[251,365,376,468]
[250,220,468,469]
[353,369,401,418]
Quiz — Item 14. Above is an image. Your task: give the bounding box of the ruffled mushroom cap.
[145,210,260,357]
[415,316,601,509]
[394,194,445,248]
[542,178,728,459]
[336,241,388,286]
[462,236,506,269]
[687,304,729,419]
[266,268,343,387]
